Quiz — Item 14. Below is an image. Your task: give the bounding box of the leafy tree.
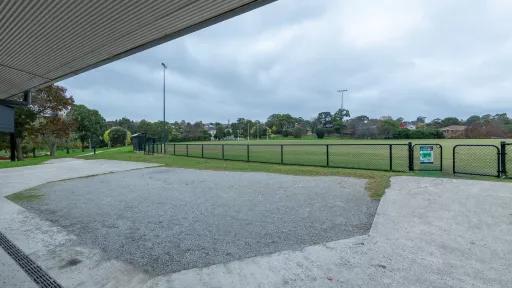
[116,117,137,133]
[441,117,461,127]
[108,127,129,146]
[214,123,225,140]
[31,85,75,156]
[378,119,400,138]
[315,128,325,139]
[68,104,106,151]
[315,112,333,129]
[428,118,443,129]
[465,115,481,125]
[250,121,267,139]
[292,126,307,138]
[333,108,350,135]
[13,106,37,160]
[265,114,295,135]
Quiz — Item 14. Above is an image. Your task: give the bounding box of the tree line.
[2,84,511,161]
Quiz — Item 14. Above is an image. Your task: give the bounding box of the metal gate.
[453,144,500,177]
[503,142,511,178]
[412,144,443,171]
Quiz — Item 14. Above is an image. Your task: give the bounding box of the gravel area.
[15,167,378,275]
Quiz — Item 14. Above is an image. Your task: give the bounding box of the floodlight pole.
[337,89,348,110]
[161,62,167,150]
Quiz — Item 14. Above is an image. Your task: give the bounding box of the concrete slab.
[1,159,511,287]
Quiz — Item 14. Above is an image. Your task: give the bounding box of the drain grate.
[0,231,63,288]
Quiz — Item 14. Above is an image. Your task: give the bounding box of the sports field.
[168,138,510,175]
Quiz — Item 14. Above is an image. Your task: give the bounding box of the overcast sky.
[60,0,512,123]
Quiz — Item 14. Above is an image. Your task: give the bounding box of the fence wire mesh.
[150,143,417,172]
[453,145,500,177]
[248,145,282,164]
[283,145,327,167]
[506,144,511,178]
[223,144,248,161]
[328,144,408,172]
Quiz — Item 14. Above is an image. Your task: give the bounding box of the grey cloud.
[60,0,512,122]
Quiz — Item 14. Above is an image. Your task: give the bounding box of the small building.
[441,125,466,138]
[131,133,151,152]
[400,121,416,130]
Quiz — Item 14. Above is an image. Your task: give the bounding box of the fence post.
[186,144,189,157]
[222,144,225,160]
[326,144,329,167]
[280,145,284,164]
[247,144,250,162]
[173,144,176,155]
[500,141,506,177]
[201,144,204,158]
[408,142,414,172]
[389,145,393,171]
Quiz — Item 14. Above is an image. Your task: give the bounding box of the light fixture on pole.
[337,89,348,110]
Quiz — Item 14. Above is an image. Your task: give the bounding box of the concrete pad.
[1,159,511,287]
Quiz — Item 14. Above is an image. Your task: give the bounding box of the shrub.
[108,127,129,147]
[293,126,307,138]
[315,128,325,139]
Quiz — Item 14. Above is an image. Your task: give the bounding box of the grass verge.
[6,188,44,203]
[82,147,401,199]
[0,147,112,170]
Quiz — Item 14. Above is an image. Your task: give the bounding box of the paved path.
[1,159,511,287]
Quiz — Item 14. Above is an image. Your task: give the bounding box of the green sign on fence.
[419,145,434,164]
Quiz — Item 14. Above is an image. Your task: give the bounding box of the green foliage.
[265,114,296,134]
[108,127,129,147]
[315,128,326,139]
[293,126,307,138]
[68,104,106,150]
[214,123,225,140]
[441,117,461,127]
[393,128,444,139]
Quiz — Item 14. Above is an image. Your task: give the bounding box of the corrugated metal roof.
[0,0,275,99]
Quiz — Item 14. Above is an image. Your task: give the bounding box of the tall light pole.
[337,89,348,110]
[161,63,167,148]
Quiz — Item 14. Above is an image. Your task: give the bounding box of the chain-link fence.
[504,143,511,178]
[148,143,428,172]
[453,145,500,177]
[139,142,512,178]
